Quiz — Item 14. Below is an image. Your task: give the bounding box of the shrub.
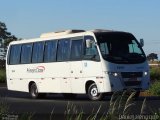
[0,97,9,119]
[0,69,6,83]
[150,67,160,81]
[148,81,160,96]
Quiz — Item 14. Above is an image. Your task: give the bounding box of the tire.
[29,83,39,99]
[87,83,103,101]
[63,93,77,99]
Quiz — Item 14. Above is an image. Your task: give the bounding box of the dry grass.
[0,91,160,120]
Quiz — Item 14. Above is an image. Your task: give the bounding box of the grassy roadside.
[0,92,160,120]
[150,66,160,81]
[0,68,6,83]
[147,66,160,96]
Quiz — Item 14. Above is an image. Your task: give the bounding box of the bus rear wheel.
[87,83,103,101]
[29,83,39,99]
[29,83,46,99]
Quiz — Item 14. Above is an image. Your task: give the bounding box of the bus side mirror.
[140,39,144,47]
[86,39,92,48]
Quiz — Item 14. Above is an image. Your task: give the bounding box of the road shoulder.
[0,83,6,87]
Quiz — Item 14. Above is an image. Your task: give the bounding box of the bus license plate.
[128,78,137,81]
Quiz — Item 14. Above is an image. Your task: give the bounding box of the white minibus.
[6,29,150,100]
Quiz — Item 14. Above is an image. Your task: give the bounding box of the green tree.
[0,21,17,59]
[147,53,158,61]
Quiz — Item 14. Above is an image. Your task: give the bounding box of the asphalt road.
[0,87,160,120]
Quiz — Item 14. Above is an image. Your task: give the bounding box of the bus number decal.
[84,62,87,67]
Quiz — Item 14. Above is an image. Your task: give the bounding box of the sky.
[0,0,160,58]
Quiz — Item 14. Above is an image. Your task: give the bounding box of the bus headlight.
[107,72,120,77]
[143,71,148,76]
[113,72,118,77]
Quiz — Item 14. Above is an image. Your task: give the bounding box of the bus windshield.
[95,32,146,64]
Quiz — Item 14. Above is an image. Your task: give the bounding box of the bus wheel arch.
[85,80,95,94]
[85,80,104,101]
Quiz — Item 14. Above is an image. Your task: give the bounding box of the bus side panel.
[57,62,71,93]
[34,63,61,93]
[70,61,85,93]
[26,62,70,93]
[36,62,71,93]
[82,60,105,93]
[7,65,29,92]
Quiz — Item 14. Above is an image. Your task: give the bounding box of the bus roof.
[9,29,125,45]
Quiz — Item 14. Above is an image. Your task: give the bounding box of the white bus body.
[6,29,150,100]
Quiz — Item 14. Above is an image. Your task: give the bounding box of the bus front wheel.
[87,83,103,101]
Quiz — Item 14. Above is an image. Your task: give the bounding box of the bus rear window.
[9,45,21,65]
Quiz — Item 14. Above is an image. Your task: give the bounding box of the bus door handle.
[80,70,82,73]
[71,71,73,73]
[63,77,67,79]
[75,77,79,79]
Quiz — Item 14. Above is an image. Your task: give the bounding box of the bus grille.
[121,72,143,78]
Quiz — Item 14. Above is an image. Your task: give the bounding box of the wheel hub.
[31,86,37,97]
[91,88,98,97]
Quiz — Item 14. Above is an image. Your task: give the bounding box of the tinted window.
[32,42,44,63]
[57,39,70,61]
[44,40,57,62]
[7,47,11,64]
[84,36,100,61]
[99,42,109,55]
[9,44,21,64]
[71,39,83,60]
[96,32,146,64]
[21,43,32,64]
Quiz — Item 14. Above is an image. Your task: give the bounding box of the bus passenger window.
[32,42,44,63]
[57,39,71,61]
[71,39,83,60]
[44,40,57,62]
[21,43,32,64]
